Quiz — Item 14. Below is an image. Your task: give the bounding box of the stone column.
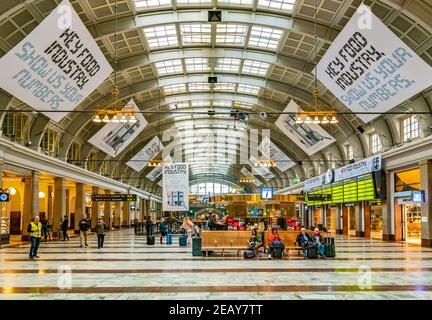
[103,189,112,230]
[91,186,100,229]
[382,170,393,241]
[122,201,128,228]
[342,205,349,235]
[47,185,54,226]
[114,201,121,228]
[336,204,343,234]
[74,183,85,234]
[320,206,326,228]
[420,160,432,247]
[52,177,66,238]
[355,202,363,237]
[22,172,40,240]
[364,202,371,238]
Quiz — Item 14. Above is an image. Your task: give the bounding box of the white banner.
[315,5,432,123]
[275,100,335,156]
[0,0,112,122]
[241,167,262,187]
[126,136,164,172]
[146,155,172,181]
[88,100,147,157]
[162,163,189,211]
[258,136,295,172]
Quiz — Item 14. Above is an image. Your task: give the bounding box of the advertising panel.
[162,163,189,211]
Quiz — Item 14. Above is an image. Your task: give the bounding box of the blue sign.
[0,192,9,202]
[412,190,423,203]
[260,187,273,200]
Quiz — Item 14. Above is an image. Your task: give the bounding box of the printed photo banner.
[275,100,335,156]
[162,163,189,212]
[315,4,432,123]
[240,167,263,187]
[258,136,296,172]
[88,99,148,158]
[0,0,113,122]
[146,155,173,181]
[126,136,164,172]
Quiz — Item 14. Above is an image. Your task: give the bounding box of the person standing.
[146,216,154,236]
[159,218,168,244]
[79,215,91,248]
[95,218,107,249]
[181,217,194,246]
[61,215,69,241]
[40,217,48,242]
[28,216,42,260]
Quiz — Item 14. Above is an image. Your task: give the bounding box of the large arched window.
[190,182,239,195]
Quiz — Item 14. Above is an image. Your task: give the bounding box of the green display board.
[306,173,379,206]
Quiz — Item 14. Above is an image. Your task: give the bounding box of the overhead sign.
[315,4,432,123]
[0,0,113,122]
[126,136,164,172]
[258,136,295,172]
[88,99,148,157]
[162,163,189,211]
[0,192,10,202]
[306,193,331,202]
[260,187,274,200]
[275,100,335,156]
[91,194,137,202]
[305,155,381,191]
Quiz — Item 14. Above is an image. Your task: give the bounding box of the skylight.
[177,0,212,4]
[155,59,183,75]
[216,24,248,45]
[170,102,190,110]
[214,83,236,92]
[248,26,283,50]
[242,60,270,76]
[181,24,211,45]
[133,0,171,9]
[188,83,211,92]
[218,0,253,5]
[144,25,178,49]
[215,58,241,72]
[163,84,187,95]
[237,84,261,95]
[191,100,211,107]
[185,58,210,72]
[258,0,296,11]
[233,102,254,109]
[213,100,233,107]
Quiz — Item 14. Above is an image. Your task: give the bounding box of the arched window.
[189,182,238,195]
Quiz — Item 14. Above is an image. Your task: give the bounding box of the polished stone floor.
[0,229,432,300]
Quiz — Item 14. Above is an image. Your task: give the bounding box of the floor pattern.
[0,229,432,300]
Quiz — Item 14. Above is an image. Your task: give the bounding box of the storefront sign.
[88,100,148,157]
[411,190,424,203]
[0,0,113,122]
[162,163,189,211]
[258,136,295,172]
[91,194,137,202]
[315,4,432,123]
[260,187,274,200]
[126,136,164,172]
[275,100,335,156]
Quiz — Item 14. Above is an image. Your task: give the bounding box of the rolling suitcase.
[325,244,336,258]
[271,247,283,259]
[307,245,318,259]
[179,234,188,247]
[192,236,202,256]
[147,235,155,245]
[166,233,173,245]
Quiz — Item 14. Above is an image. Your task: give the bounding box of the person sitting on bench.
[268,228,284,259]
[311,228,326,259]
[249,228,263,257]
[296,227,312,259]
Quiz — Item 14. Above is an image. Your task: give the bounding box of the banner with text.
[315,5,432,123]
[275,100,335,156]
[126,136,164,172]
[0,0,112,122]
[88,99,148,158]
[162,163,189,212]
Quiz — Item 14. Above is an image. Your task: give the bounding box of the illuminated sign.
[412,190,424,203]
[0,192,10,202]
[260,187,274,200]
[91,194,137,202]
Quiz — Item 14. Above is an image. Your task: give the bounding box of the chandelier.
[92,87,138,124]
[148,159,166,167]
[240,176,254,183]
[254,159,276,167]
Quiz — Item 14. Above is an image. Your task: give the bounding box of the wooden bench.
[201,231,252,257]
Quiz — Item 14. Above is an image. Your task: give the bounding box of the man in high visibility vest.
[28,216,42,260]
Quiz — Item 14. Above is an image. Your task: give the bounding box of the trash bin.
[192,236,201,256]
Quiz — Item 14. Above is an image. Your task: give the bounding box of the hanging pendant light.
[111,114,120,123]
[102,115,110,123]
[295,115,304,124]
[330,116,338,124]
[120,115,128,123]
[93,115,102,122]
[304,116,313,124]
[129,115,137,123]
[313,116,321,124]
[321,116,329,124]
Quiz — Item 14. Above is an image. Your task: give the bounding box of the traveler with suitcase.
[181,217,194,246]
[310,228,326,259]
[268,228,284,259]
[159,218,168,244]
[146,217,155,245]
[295,228,312,259]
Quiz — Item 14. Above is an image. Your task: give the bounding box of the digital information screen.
[306,173,378,206]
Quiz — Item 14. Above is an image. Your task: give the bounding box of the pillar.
[122,201,128,227]
[342,205,349,235]
[308,206,313,228]
[91,186,99,229]
[74,183,85,234]
[320,206,326,228]
[114,201,121,228]
[47,185,54,226]
[103,189,112,230]
[52,177,66,238]
[364,202,371,238]
[336,204,343,234]
[420,160,432,247]
[22,171,40,240]
[355,202,363,237]
[382,170,394,241]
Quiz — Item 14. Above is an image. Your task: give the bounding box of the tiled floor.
[0,229,432,300]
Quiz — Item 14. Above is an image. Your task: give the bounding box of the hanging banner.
[0,0,113,122]
[249,155,275,180]
[126,136,164,172]
[162,163,189,211]
[275,100,335,156]
[241,167,262,187]
[258,136,295,172]
[315,4,432,123]
[88,100,147,157]
[146,155,172,181]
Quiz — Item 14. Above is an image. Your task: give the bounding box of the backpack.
[243,249,255,259]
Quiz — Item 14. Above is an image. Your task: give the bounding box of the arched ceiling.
[0,0,432,196]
